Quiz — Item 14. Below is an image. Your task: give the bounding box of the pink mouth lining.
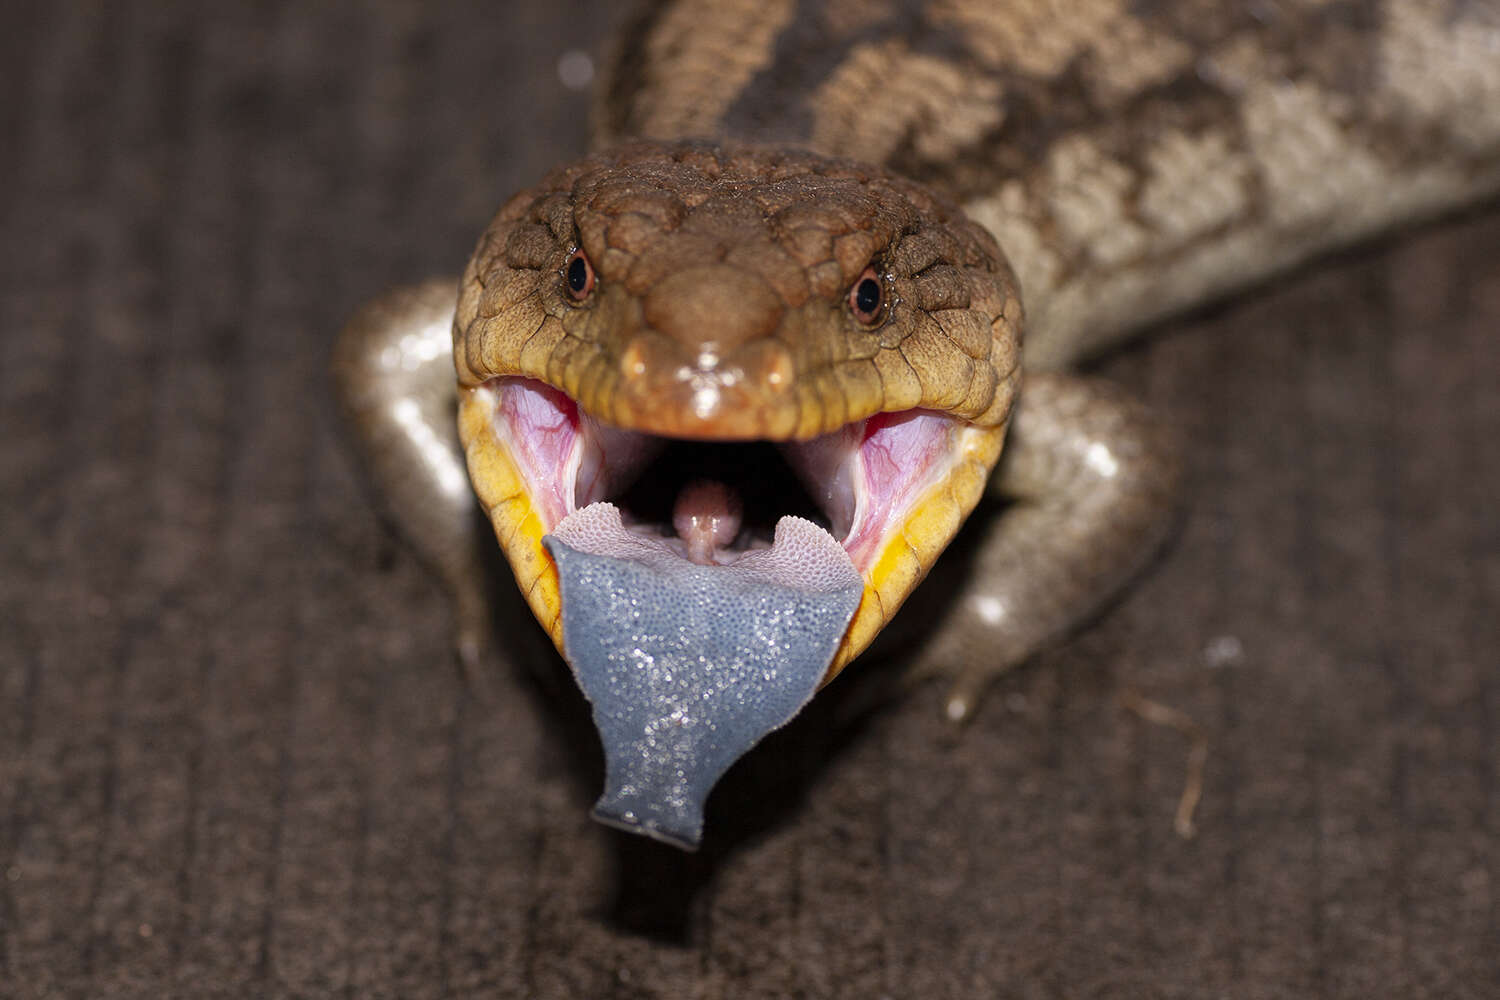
[486,376,958,573]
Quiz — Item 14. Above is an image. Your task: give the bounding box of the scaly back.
[597,0,1500,367]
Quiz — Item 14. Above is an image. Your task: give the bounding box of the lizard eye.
[848,266,885,326]
[565,248,595,301]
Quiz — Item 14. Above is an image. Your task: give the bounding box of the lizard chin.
[457,374,1004,847]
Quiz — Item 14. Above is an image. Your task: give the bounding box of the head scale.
[455,141,1022,441]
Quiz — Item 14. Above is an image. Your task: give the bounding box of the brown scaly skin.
[601,0,1500,369]
[454,142,1020,440]
[333,1,1500,777]
[452,141,1024,672]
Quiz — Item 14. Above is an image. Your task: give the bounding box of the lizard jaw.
[457,374,1005,846]
[459,375,1006,670]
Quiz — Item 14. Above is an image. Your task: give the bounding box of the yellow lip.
[824,418,1005,679]
[457,380,1008,683]
[457,383,565,643]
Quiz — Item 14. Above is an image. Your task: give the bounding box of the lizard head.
[454,140,1021,847]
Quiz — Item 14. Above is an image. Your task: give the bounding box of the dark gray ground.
[2,2,1497,997]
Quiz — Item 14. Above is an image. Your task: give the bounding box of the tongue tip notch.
[590,799,705,852]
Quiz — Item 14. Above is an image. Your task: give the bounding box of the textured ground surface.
[2,2,1497,997]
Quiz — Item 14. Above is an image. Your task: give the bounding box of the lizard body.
[333,0,1500,847]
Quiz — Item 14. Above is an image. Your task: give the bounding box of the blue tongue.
[543,504,863,849]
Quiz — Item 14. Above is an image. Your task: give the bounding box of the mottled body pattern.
[333,0,1500,841]
[603,0,1500,366]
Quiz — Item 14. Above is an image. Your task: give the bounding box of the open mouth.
[468,375,969,587]
[456,374,1004,847]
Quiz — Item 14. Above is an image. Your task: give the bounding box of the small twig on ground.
[1118,689,1208,839]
